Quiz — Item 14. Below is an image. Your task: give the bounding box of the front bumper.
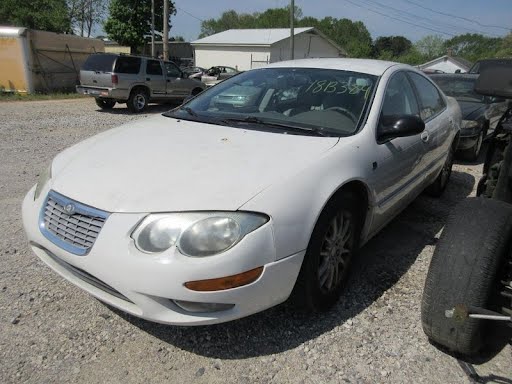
[457,128,483,150]
[22,186,304,325]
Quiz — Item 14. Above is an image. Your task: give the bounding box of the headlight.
[132,212,269,256]
[462,120,479,129]
[34,163,52,200]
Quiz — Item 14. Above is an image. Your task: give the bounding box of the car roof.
[264,58,406,76]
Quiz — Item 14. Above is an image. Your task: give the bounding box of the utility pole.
[290,0,294,60]
[151,0,155,57]
[163,0,169,60]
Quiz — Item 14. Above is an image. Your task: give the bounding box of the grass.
[0,92,87,102]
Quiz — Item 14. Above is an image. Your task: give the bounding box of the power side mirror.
[377,115,425,143]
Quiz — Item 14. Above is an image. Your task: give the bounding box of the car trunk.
[79,54,117,88]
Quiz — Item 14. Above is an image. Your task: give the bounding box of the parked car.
[422,64,512,361]
[430,73,509,160]
[77,53,206,113]
[468,58,512,74]
[181,66,205,78]
[189,66,240,86]
[23,59,460,326]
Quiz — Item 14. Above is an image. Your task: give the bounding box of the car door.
[369,71,426,232]
[407,72,451,179]
[164,61,188,98]
[145,59,166,98]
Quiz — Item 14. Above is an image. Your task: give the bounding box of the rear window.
[114,57,141,74]
[82,54,117,72]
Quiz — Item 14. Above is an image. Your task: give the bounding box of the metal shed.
[191,27,346,71]
[0,26,104,93]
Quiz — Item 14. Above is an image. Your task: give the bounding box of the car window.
[381,72,420,117]
[430,76,484,103]
[225,67,236,73]
[82,54,117,72]
[164,62,181,78]
[408,72,446,120]
[114,57,141,74]
[146,60,163,76]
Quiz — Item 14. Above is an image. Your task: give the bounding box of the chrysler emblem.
[64,203,76,215]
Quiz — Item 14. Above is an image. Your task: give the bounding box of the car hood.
[458,100,486,120]
[51,115,340,213]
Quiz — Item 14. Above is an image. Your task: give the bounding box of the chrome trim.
[39,190,110,256]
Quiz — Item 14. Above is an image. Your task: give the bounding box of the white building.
[191,27,346,71]
[418,53,472,74]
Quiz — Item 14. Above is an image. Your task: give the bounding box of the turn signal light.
[184,266,264,291]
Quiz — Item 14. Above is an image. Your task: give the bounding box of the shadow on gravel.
[95,103,179,115]
[113,170,476,359]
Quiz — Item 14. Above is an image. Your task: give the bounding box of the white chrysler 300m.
[22,59,461,325]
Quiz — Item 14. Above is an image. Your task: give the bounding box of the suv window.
[82,54,117,72]
[408,72,446,120]
[114,57,141,74]
[164,62,181,78]
[381,72,419,117]
[146,60,163,76]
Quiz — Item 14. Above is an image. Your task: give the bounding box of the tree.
[68,0,108,37]
[104,0,176,51]
[373,36,413,58]
[0,0,71,33]
[443,33,502,62]
[495,32,512,58]
[415,35,445,60]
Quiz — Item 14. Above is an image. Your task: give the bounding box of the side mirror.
[377,115,425,143]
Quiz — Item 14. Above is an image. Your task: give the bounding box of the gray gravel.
[0,98,510,384]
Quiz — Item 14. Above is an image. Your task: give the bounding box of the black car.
[430,74,508,160]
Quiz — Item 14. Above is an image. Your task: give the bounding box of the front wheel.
[95,98,116,110]
[291,192,362,311]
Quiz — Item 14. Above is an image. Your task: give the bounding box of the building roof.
[266,58,405,76]
[419,55,472,71]
[191,27,314,46]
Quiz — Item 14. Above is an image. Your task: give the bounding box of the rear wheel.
[425,145,454,197]
[95,98,116,110]
[291,192,362,311]
[127,88,149,113]
[422,197,512,357]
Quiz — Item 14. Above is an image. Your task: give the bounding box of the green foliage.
[104,0,176,51]
[373,36,412,58]
[492,32,512,58]
[443,33,502,62]
[414,35,445,59]
[0,0,71,33]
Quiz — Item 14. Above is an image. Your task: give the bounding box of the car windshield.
[165,68,378,136]
[431,77,485,103]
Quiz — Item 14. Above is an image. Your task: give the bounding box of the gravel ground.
[0,98,510,384]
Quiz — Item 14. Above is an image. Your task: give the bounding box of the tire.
[95,98,116,110]
[421,197,512,357]
[127,88,149,113]
[458,130,484,161]
[425,145,454,197]
[291,191,363,312]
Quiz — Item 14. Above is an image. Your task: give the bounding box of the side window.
[164,62,181,78]
[114,57,141,74]
[381,72,420,117]
[146,60,163,76]
[408,72,446,120]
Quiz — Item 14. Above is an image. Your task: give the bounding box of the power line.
[361,0,500,37]
[400,0,510,31]
[175,6,205,23]
[341,0,456,37]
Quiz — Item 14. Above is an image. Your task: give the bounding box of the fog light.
[173,300,235,313]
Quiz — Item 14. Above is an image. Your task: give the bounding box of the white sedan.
[22,59,461,325]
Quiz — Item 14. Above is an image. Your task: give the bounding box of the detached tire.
[127,88,149,113]
[95,98,116,110]
[425,145,454,197]
[421,197,512,357]
[291,191,363,312]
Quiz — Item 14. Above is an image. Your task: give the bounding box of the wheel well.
[326,180,370,231]
[130,85,150,97]
[191,87,203,96]
[452,132,460,151]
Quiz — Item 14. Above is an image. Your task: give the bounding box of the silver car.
[77,53,206,112]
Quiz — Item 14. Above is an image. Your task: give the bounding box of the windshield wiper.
[180,106,198,117]
[218,116,328,136]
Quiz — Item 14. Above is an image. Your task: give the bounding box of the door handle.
[421,131,430,142]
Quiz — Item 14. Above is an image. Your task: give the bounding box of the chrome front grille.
[40,190,109,255]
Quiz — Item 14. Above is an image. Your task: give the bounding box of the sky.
[169,0,511,42]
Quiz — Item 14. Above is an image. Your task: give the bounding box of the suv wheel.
[127,88,148,113]
[95,98,116,110]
